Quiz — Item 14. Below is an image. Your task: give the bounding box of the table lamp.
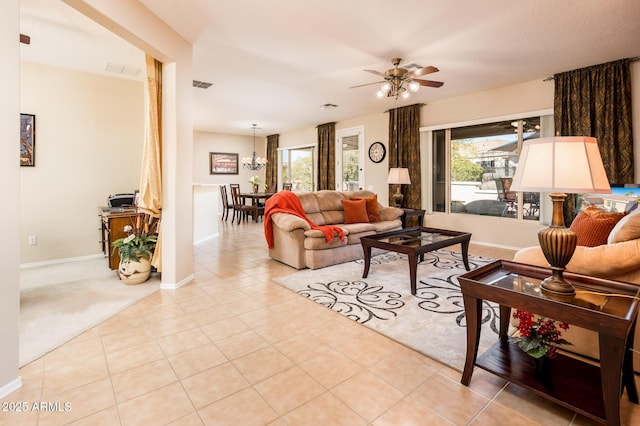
[387,168,411,207]
[510,136,610,298]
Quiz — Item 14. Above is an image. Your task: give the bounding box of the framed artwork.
[20,113,36,166]
[210,152,239,175]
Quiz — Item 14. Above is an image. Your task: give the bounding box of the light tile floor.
[3,220,640,425]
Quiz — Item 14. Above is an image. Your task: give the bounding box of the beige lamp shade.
[387,168,411,185]
[510,136,611,194]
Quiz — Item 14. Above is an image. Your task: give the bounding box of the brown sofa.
[513,207,640,368]
[267,190,404,269]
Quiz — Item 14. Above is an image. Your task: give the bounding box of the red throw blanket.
[263,191,345,249]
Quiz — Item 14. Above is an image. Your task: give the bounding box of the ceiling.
[19,0,640,137]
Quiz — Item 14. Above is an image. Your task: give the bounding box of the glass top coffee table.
[360,226,472,295]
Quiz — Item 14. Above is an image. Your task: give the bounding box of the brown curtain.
[139,55,163,271]
[388,104,422,209]
[554,58,634,225]
[265,134,279,189]
[317,122,336,190]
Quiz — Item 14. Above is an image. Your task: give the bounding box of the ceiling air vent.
[105,62,140,76]
[193,80,213,89]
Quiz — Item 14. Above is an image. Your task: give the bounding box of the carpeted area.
[19,258,160,366]
[274,249,502,371]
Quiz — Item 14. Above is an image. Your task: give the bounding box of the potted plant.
[512,310,571,382]
[111,214,157,285]
[249,175,261,193]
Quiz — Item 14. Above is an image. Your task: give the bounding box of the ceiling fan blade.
[349,81,385,89]
[364,69,385,77]
[415,79,444,88]
[20,34,31,45]
[411,65,439,77]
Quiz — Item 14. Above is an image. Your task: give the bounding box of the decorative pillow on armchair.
[350,195,380,222]
[608,208,640,243]
[570,205,627,247]
[341,199,370,224]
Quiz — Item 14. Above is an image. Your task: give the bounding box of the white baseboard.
[194,233,219,245]
[0,376,22,399]
[20,254,104,269]
[160,273,194,290]
[471,240,522,251]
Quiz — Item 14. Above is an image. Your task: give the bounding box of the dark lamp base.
[540,269,576,300]
[393,189,404,208]
[537,193,578,300]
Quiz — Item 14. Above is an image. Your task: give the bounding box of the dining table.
[239,192,275,222]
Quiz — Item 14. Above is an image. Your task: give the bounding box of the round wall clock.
[368,142,386,163]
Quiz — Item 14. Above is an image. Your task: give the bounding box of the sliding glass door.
[337,126,364,191]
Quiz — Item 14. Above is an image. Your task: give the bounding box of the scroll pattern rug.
[274,250,501,371]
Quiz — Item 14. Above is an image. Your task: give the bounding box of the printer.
[107,193,135,207]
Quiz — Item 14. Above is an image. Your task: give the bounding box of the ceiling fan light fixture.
[352,58,443,100]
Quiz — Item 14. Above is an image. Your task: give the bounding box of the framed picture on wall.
[20,113,36,166]
[210,152,239,175]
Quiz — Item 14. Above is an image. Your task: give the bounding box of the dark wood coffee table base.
[360,227,472,295]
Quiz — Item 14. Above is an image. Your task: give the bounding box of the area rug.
[274,250,502,371]
[20,258,160,366]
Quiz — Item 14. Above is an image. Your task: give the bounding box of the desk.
[98,206,137,270]
[458,260,639,425]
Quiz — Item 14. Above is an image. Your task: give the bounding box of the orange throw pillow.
[341,199,370,224]
[570,206,627,247]
[350,195,380,222]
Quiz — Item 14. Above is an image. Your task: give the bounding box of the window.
[279,145,316,191]
[431,116,544,221]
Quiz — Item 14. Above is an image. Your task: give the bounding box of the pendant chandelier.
[241,123,267,170]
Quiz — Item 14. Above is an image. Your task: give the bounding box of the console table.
[98,206,137,270]
[458,260,639,425]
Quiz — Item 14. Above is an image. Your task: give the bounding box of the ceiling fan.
[350,57,443,99]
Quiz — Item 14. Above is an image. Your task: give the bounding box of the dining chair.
[230,185,258,223]
[283,182,292,191]
[495,177,517,216]
[219,184,234,221]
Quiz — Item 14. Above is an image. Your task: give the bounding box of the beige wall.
[0,0,21,398]
[193,131,267,189]
[19,62,145,265]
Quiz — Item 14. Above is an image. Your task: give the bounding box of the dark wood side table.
[400,208,426,228]
[458,260,639,425]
